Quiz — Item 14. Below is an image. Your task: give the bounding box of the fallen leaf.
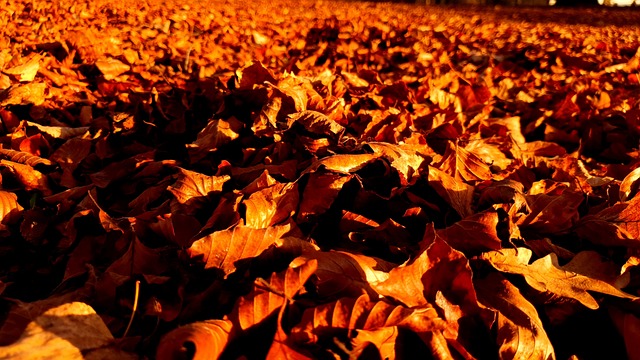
[156,320,233,360]
[481,248,637,309]
[95,57,130,80]
[475,273,555,360]
[188,222,294,275]
[0,302,136,360]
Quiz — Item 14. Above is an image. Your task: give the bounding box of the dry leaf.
[156,320,233,360]
[476,273,556,360]
[481,248,637,309]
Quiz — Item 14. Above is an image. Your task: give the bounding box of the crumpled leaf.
[0,302,136,360]
[0,149,54,168]
[297,172,352,222]
[243,181,299,228]
[231,259,317,331]
[288,110,344,140]
[437,209,502,253]
[0,82,46,106]
[481,248,637,309]
[95,57,130,80]
[372,235,480,313]
[366,142,428,185]
[0,159,52,195]
[427,165,474,218]
[156,320,233,360]
[620,167,640,202]
[291,249,394,299]
[168,168,230,204]
[476,273,555,360]
[574,194,640,248]
[3,53,41,82]
[291,294,449,359]
[0,190,23,224]
[515,190,583,234]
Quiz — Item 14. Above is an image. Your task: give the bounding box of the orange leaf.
[156,320,233,360]
[437,209,502,253]
[187,222,294,276]
[0,159,51,195]
[575,194,640,247]
[620,167,640,202]
[291,250,394,299]
[0,190,23,224]
[231,259,317,331]
[243,181,299,228]
[372,236,479,312]
[481,248,637,309]
[0,82,46,106]
[437,142,492,182]
[95,57,130,80]
[475,273,555,360]
[428,166,474,218]
[298,172,352,222]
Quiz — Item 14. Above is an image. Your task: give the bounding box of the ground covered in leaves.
[1,0,640,358]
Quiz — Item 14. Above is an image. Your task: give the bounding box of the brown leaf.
[291,250,394,299]
[620,167,640,202]
[437,209,502,253]
[366,142,428,185]
[187,222,294,276]
[515,190,583,234]
[574,194,640,247]
[287,110,344,140]
[298,172,352,222]
[292,294,448,358]
[481,248,637,309]
[156,320,233,360]
[0,82,46,106]
[437,142,492,182]
[476,273,555,360]
[24,121,89,140]
[3,53,41,82]
[231,259,317,331]
[0,302,136,360]
[0,190,23,224]
[168,167,230,206]
[428,166,474,218]
[372,236,480,312]
[0,149,54,168]
[610,307,640,360]
[95,57,130,80]
[186,117,243,162]
[304,153,378,174]
[244,181,299,228]
[0,159,51,195]
[235,61,276,89]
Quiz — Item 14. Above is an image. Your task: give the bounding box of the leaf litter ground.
[1,0,640,359]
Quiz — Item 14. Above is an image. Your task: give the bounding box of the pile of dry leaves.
[1,0,640,358]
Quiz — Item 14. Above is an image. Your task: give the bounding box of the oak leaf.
[481,248,637,309]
